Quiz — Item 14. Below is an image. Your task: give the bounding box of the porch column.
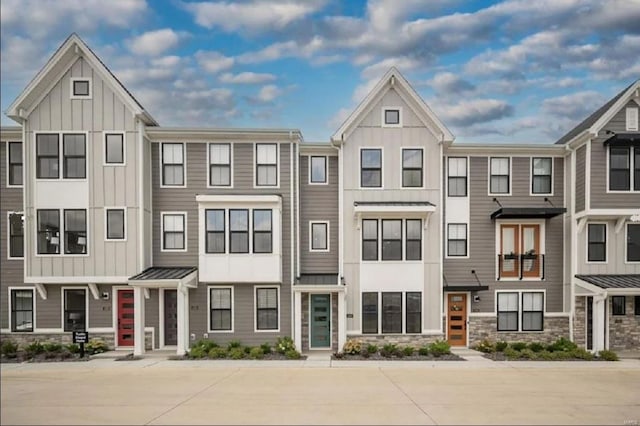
[593,296,606,352]
[294,292,302,350]
[338,292,346,351]
[133,287,146,356]
[176,285,189,356]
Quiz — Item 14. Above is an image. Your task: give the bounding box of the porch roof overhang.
[603,132,640,147]
[490,207,566,220]
[354,201,436,222]
[575,274,640,296]
[293,274,346,292]
[128,267,198,290]
[443,284,489,292]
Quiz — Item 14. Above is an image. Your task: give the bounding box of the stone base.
[608,296,640,351]
[346,334,445,347]
[0,331,154,351]
[468,316,570,346]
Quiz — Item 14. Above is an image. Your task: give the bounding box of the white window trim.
[626,107,639,131]
[381,106,403,128]
[446,156,469,197]
[34,131,89,182]
[159,142,187,189]
[625,222,640,264]
[487,156,512,196]
[102,131,126,166]
[308,155,328,185]
[529,157,554,196]
[445,222,469,259]
[104,207,127,242]
[400,147,425,189]
[495,289,546,332]
[6,141,23,188]
[8,287,36,333]
[7,211,24,260]
[34,208,90,258]
[586,222,608,264]
[361,291,423,335]
[359,146,384,190]
[70,77,93,100]
[253,142,280,189]
[606,145,639,193]
[494,219,546,281]
[160,211,188,252]
[207,285,235,333]
[61,286,89,332]
[254,285,280,333]
[309,221,330,252]
[207,142,234,189]
[360,218,423,263]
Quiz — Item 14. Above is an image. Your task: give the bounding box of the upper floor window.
[255,143,277,186]
[161,143,185,187]
[36,133,86,180]
[490,157,510,194]
[587,223,606,262]
[627,107,639,131]
[162,213,186,251]
[64,210,87,254]
[447,223,467,257]
[37,209,60,254]
[205,209,225,253]
[63,134,86,179]
[531,157,552,194]
[7,142,22,186]
[105,133,124,165]
[310,156,327,184]
[402,149,423,187]
[362,219,378,261]
[71,78,91,98]
[253,210,272,253]
[209,143,231,187]
[11,289,34,332]
[447,157,467,197]
[361,148,382,188]
[627,223,640,262]
[498,223,542,279]
[205,208,275,255]
[8,212,24,258]
[105,209,126,240]
[609,147,632,191]
[405,219,422,261]
[230,209,249,253]
[310,221,329,252]
[36,134,60,179]
[363,219,421,261]
[382,219,402,260]
[382,108,401,127]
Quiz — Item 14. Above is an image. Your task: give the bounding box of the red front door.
[117,290,135,346]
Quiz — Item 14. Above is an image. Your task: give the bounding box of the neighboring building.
[1,33,638,354]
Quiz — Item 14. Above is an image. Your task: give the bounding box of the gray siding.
[300,155,339,273]
[575,145,586,212]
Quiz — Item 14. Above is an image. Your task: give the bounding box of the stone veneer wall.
[468,316,570,346]
[331,293,339,352]
[300,292,339,352]
[1,331,154,351]
[347,334,445,346]
[608,296,640,351]
[573,296,586,348]
[301,294,309,351]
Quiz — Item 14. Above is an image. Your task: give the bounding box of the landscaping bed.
[176,337,306,361]
[332,339,464,361]
[0,339,110,363]
[473,338,619,361]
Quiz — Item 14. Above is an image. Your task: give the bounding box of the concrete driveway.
[2,359,639,425]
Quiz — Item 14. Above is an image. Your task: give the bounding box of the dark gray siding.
[575,145,586,212]
[146,289,160,349]
[443,156,565,313]
[300,155,339,273]
[35,286,62,328]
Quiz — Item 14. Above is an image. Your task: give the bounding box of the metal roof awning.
[354,201,436,217]
[443,284,489,292]
[576,274,640,290]
[129,267,198,289]
[293,274,345,292]
[603,133,640,146]
[491,207,566,220]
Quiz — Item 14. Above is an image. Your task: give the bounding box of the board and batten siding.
[576,220,640,274]
[575,145,586,213]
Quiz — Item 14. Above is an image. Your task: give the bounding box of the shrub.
[193,339,218,352]
[343,339,362,355]
[495,341,508,352]
[536,350,554,360]
[366,344,378,354]
[43,342,63,353]
[510,342,527,352]
[208,347,228,359]
[260,343,272,354]
[402,346,415,357]
[276,336,296,354]
[418,345,430,356]
[228,348,245,359]
[598,350,619,361]
[474,339,495,353]
[285,349,301,360]
[227,340,242,350]
[66,344,80,354]
[25,341,45,356]
[528,342,545,353]
[248,347,264,359]
[1,340,18,357]
[86,339,109,355]
[428,340,451,357]
[244,346,252,354]
[571,348,593,360]
[547,337,577,353]
[503,346,520,359]
[189,346,208,359]
[380,343,398,358]
[553,350,572,360]
[519,349,535,359]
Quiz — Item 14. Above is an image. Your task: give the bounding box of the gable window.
[71,78,91,98]
[229,209,249,253]
[162,213,185,251]
[612,296,625,316]
[161,143,185,186]
[105,133,124,165]
[447,224,467,257]
[11,289,34,332]
[256,143,277,186]
[362,219,378,261]
[36,134,60,179]
[37,209,60,254]
[587,223,606,262]
[361,149,382,188]
[209,143,231,187]
[8,212,24,258]
[63,289,86,331]
[405,219,422,261]
[381,219,402,261]
[106,209,125,240]
[405,292,422,334]
[627,223,640,262]
[210,287,232,331]
[62,134,86,179]
[448,157,467,197]
[383,108,400,126]
[627,107,639,131]
[402,148,423,187]
[532,157,552,194]
[256,287,278,331]
[522,292,543,331]
[497,292,518,331]
[253,210,272,253]
[609,147,631,191]
[205,209,225,253]
[64,210,87,254]
[362,292,378,334]
[490,157,510,194]
[8,142,22,186]
[310,221,328,251]
[310,156,327,184]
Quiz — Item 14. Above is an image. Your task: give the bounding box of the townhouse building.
[1,33,638,355]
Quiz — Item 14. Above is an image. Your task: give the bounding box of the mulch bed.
[483,353,608,361]
[332,353,464,361]
[168,353,308,361]
[1,353,92,363]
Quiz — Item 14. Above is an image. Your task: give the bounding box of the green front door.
[310,294,331,348]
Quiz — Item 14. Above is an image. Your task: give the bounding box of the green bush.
[570,348,593,360]
[24,341,45,356]
[553,350,572,360]
[343,339,362,355]
[243,346,252,354]
[418,345,430,356]
[402,346,415,357]
[249,347,264,359]
[428,340,451,357]
[228,348,245,359]
[66,343,80,354]
[192,339,218,352]
[366,344,378,354]
[474,339,495,353]
[276,336,296,354]
[536,350,554,360]
[380,343,398,358]
[503,346,520,359]
[528,342,545,353]
[597,350,618,361]
[189,346,208,359]
[547,337,577,352]
[1,340,18,357]
[43,342,63,353]
[285,349,301,359]
[510,342,527,351]
[85,339,109,355]
[208,347,228,359]
[260,343,272,354]
[519,349,535,359]
[495,341,508,352]
[227,340,242,350]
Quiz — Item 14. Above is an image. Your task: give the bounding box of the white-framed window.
[36,134,59,179]
[204,208,276,255]
[362,219,422,261]
[104,132,125,165]
[405,219,422,261]
[627,223,640,263]
[36,208,88,256]
[35,132,88,180]
[8,212,24,259]
[255,143,278,187]
[362,291,422,334]
[9,287,34,332]
[447,157,467,197]
[362,219,378,261]
[402,148,423,188]
[447,223,467,257]
[208,286,233,332]
[360,148,382,188]
[309,156,327,184]
[497,291,544,332]
[105,208,126,241]
[531,157,552,195]
[626,107,639,131]
[205,209,225,253]
[7,141,22,186]
[587,223,607,263]
[70,77,92,99]
[208,143,232,187]
[63,287,87,331]
[489,157,510,195]
[62,134,86,179]
[608,146,639,192]
[382,219,402,260]
[37,209,60,254]
[229,209,249,253]
[253,209,272,253]
[161,143,185,187]
[382,107,402,127]
[161,212,186,251]
[64,209,87,254]
[255,286,279,332]
[310,221,329,252]
[497,223,544,280]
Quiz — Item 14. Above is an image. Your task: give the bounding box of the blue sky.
[1,0,639,142]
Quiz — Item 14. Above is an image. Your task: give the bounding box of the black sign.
[72,331,89,344]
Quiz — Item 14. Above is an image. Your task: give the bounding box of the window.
[63,134,86,179]
[256,287,278,330]
[210,287,232,331]
[36,134,59,179]
[405,292,421,334]
[587,223,606,262]
[609,147,631,191]
[612,296,626,316]
[310,222,328,251]
[447,224,467,257]
[499,224,542,279]
[361,149,382,188]
[497,292,518,331]
[106,209,125,240]
[37,209,60,254]
[627,107,639,131]
[229,209,249,253]
[362,293,378,334]
[405,219,422,261]
[402,148,423,187]
[532,157,552,194]
[253,210,272,253]
[383,108,400,125]
[635,296,640,316]
[64,210,87,254]
[448,157,467,197]
[8,142,22,186]
[105,133,124,165]
[382,219,402,260]
[310,156,327,183]
[381,292,402,334]
[522,292,543,331]
[362,219,378,261]
[256,143,277,186]
[71,79,91,97]
[162,213,185,251]
[490,157,510,194]
[627,223,640,262]
[63,289,86,331]
[205,209,225,253]
[209,143,231,186]
[635,148,640,191]
[8,212,24,258]
[161,143,185,186]
[11,289,33,332]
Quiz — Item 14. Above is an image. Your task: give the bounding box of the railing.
[497,254,545,280]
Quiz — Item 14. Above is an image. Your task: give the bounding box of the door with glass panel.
[520,225,540,278]
[164,290,178,346]
[447,294,467,346]
[499,224,541,278]
[500,225,520,278]
[310,294,331,348]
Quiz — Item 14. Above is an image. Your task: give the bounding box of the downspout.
[289,131,295,339]
[296,137,300,281]
[567,142,576,343]
[21,116,28,284]
[438,134,444,335]
[137,118,145,272]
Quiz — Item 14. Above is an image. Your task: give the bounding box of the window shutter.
[626,107,639,131]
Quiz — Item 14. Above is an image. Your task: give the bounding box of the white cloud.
[255,85,283,103]
[541,91,606,121]
[327,107,352,131]
[434,98,514,126]
[219,72,276,84]
[195,51,235,73]
[126,29,181,56]
[361,56,425,80]
[428,72,476,96]
[237,36,325,64]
